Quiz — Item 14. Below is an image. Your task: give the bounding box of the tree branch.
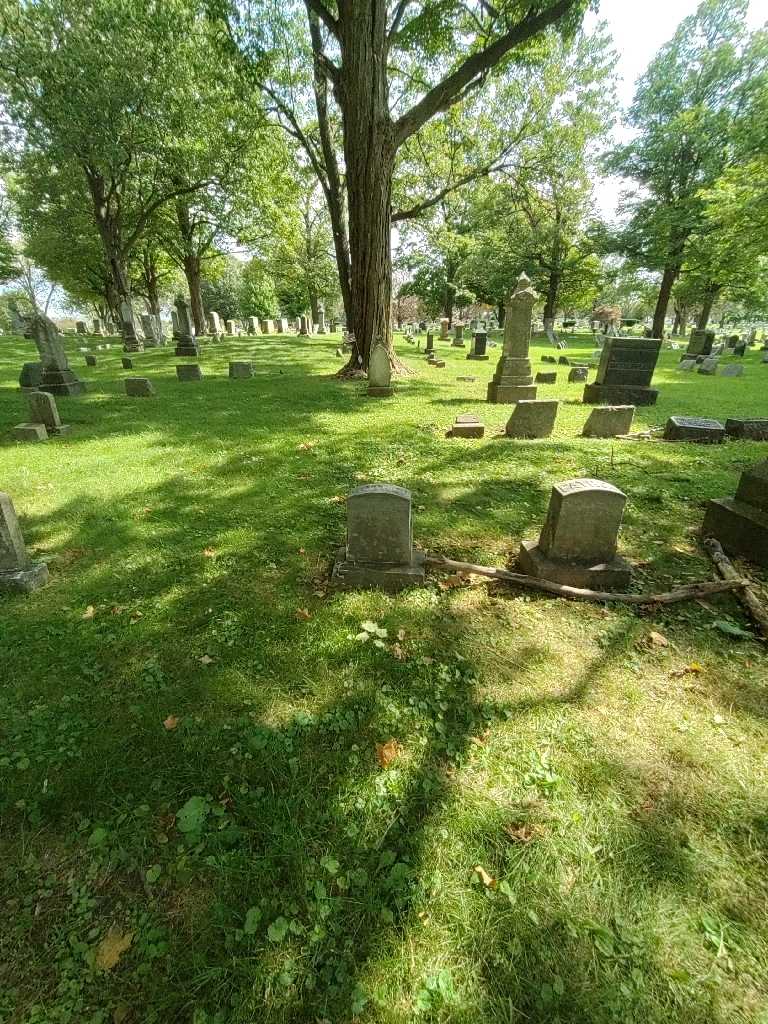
[304,0,339,39]
[387,0,412,41]
[393,0,579,147]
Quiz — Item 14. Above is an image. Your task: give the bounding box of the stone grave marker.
[125,377,155,397]
[425,333,435,356]
[331,483,425,590]
[678,359,697,371]
[140,314,160,348]
[663,416,725,443]
[725,419,768,441]
[558,356,570,365]
[247,317,259,335]
[174,296,200,357]
[430,360,446,368]
[535,371,557,384]
[208,311,223,337]
[703,459,768,567]
[260,319,275,334]
[76,321,88,335]
[518,478,632,589]
[440,318,450,340]
[582,405,635,438]
[541,355,557,364]
[317,309,326,333]
[487,273,537,404]
[683,328,714,359]
[367,343,393,397]
[720,365,743,377]
[453,324,464,344]
[120,299,144,353]
[583,337,661,406]
[456,375,478,382]
[13,423,48,442]
[27,390,68,435]
[122,357,133,370]
[176,364,203,381]
[92,318,106,336]
[226,319,237,336]
[85,354,97,367]
[733,342,747,357]
[451,413,484,438]
[229,361,254,379]
[0,492,49,592]
[24,315,86,395]
[505,399,558,438]
[568,366,588,383]
[19,362,43,392]
[697,357,718,375]
[467,331,489,361]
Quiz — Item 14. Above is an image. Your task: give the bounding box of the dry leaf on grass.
[202,547,216,558]
[391,643,406,661]
[505,823,540,844]
[670,662,703,678]
[376,738,402,768]
[199,654,214,666]
[473,865,497,889]
[95,926,134,971]
[296,608,312,621]
[82,605,96,620]
[163,715,179,731]
[648,630,668,647]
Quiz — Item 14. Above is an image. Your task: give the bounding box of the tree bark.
[696,281,721,331]
[652,264,679,339]
[176,200,206,334]
[84,167,131,308]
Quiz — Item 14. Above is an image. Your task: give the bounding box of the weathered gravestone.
[367,343,393,397]
[733,342,747,357]
[678,359,697,371]
[27,390,68,435]
[299,315,310,335]
[125,377,155,397]
[226,320,237,337]
[683,329,714,359]
[122,357,133,370]
[453,324,464,344]
[467,332,489,361]
[85,354,97,367]
[208,311,223,337]
[725,419,768,441]
[451,413,484,438]
[430,359,446,368]
[440,318,450,341]
[720,365,743,377]
[140,314,160,348]
[582,405,635,438]
[171,310,179,335]
[424,333,435,356]
[505,399,558,439]
[0,493,49,592]
[535,372,557,384]
[568,366,588,383]
[317,309,326,333]
[92,318,106,336]
[541,355,557,364]
[229,361,254,379]
[663,416,726,443]
[558,355,570,366]
[703,459,768,568]
[456,375,478,382]
[247,317,259,335]
[518,478,632,589]
[75,321,88,335]
[120,300,144,353]
[14,422,48,442]
[260,319,275,334]
[583,337,661,406]
[24,315,86,396]
[331,484,425,591]
[173,297,200,357]
[277,317,288,334]
[19,362,43,392]
[487,273,537,404]
[176,364,203,381]
[697,357,719,375]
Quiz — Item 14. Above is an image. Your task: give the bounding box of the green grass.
[1,329,767,1024]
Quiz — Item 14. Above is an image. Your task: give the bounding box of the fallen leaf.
[163,715,179,731]
[296,608,312,620]
[648,630,668,647]
[669,662,703,679]
[505,823,539,844]
[376,738,402,768]
[298,547,306,555]
[329,494,346,504]
[313,589,326,598]
[82,605,95,620]
[438,573,464,591]
[202,547,216,558]
[110,605,126,616]
[713,713,725,725]
[95,926,134,971]
[391,643,406,661]
[474,865,497,889]
[297,442,315,451]
[129,611,143,625]
[199,654,214,665]
[397,628,406,641]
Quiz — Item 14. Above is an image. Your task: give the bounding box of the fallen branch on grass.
[703,537,768,641]
[425,554,747,606]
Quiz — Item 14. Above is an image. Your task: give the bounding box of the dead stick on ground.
[703,537,768,641]
[425,554,747,606]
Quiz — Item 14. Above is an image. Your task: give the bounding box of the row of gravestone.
[448,404,636,439]
[4,460,767,595]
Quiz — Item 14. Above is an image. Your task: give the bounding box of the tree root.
[703,537,768,641]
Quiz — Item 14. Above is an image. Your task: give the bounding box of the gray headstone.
[176,364,203,381]
[451,413,484,438]
[76,321,88,335]
[505,399,558,438]
[678,359,697,371]
[85,354,97,367]
[704,459,768,568]
[346,484,412,565]
[125,377,155,397]
[226,319,237,336]
[122,356,133,370]
[27,390,67,434]
[0,491,49,591]
[229,361,254,379]
[582,405,635,438]
[663,416,725,443]
[174,296,199,357]
[24,315,86,396]
[487,273,537,403]
[540,479,626,563]
[725,418,768,441]
[535,372,557,384]
[583,336,661,406]
[19,362,43,390]
[719,365,743,377]
[368,343,393,396]
[697,357,719,375]
[568,366,588,383]
[13,423,48,442]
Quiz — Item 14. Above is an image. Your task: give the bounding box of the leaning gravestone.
[229,361,254,379]
[24,315,86,396]
[27,390,69,435]
[583,337,661,406]
[487,273,537,404]
[13,423,47,442]
[331,484,425,591]
[139,314,159,348]
[0,492,49,592]
[518,478,632,589]
[505,399,558,439]
[451,413,484,438]
[120,299,144,353]
[703,459,768,568]
[367,343,393,397]
[582,405,635,438]
[683,329,714,359]
[19,362,43,392]
[176,364,203,381]
[125,377,155,397]
[467,332,489,361]
[174,296,199,357]
[725,418,768,441]
[663,416,725,443]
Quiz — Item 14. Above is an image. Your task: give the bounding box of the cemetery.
[0,1,767,1023]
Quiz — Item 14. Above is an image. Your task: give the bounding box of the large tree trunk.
[696,281,721,331]
[542,269,561,326]
[85,168,131,307]
[652,264,679,339]
[337,2,394,373]
[176,200,206,334]
[442,256,456,326]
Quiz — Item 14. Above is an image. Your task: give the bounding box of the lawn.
[1,329,767,1024]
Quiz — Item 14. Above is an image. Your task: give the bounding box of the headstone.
[229,361,254,379]
[535,372,557,384]
[684,329,714,358]
[27,390,68,435]
[173,296,200,357]
[85,354,97,367]
[125,377,155,397]
[226,319,237,336]
[247,316,259,335]
[678,359,697,371]
[725,419,768,441]
[541,355,557,364]
[453,324,464,344]
[367,343,393,397]
[140,314,160,348]
[317,309,326,333]
[277,317,288,333]
[487,273,537,404]
[582,336,661,406]
[299,315,309,335]
[19,362,43,391]
[331,484,425,591]
[505,399,558,439]
[335,347,343,358]
[208,311,223,338]
[120,299,144,353]
[440,318,450,340]
[92,318,106,336]
[75,321,88,335]
[568,366,588,383]
[582,405,635,438]
[467,332,489,361]
[171,310,180,335]
[456,375,478,382]
[430,359,446,368]
[697,357,719,375]
[720,365,743,377]
[122,356,133,370]
[24,315,86,396]
[451,413,484,438]
[558,356,570,365]
[663,416,726,443]
[260,319,275,334]
[425,333,434,356]
[518,478,632,589]
[0,492,50,592]
[13,423,48,443]
[703,459,768,568]
[176,364,203,381]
